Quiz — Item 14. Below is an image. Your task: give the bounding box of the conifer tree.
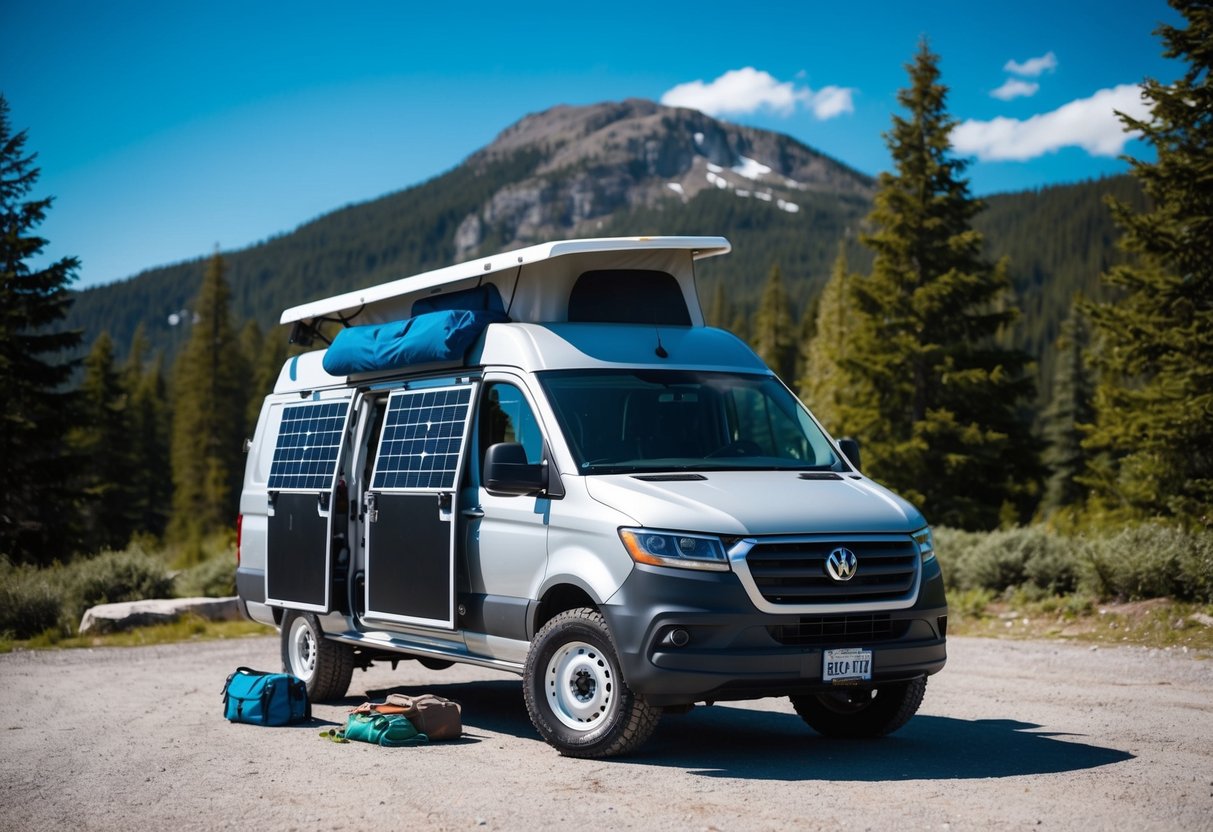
[800,246,859,432]
[751,263,796,381]
[846,41,1037,529]
[124,326,172,538]
[169,253,248,548]
[1040,303,1094,517]
[0,95,83,564]
[71,332,137,551]
[1082,0,1213,526]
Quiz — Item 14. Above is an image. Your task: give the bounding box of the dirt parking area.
[1,635,1211,831]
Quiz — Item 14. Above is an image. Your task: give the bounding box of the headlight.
[619,528,729,572]
[913,527,936,563]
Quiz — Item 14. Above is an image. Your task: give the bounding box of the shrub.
[0,560,66,639]
[175,554,237,598]
[1082,525,1213,603]
[63,547,174,626]
[937,523,1213,603]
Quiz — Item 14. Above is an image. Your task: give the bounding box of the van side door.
[458,379,552,641]
[363,382,476,629]
[264,391,355,613]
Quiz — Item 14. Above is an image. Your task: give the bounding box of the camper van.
[236,236,947,757]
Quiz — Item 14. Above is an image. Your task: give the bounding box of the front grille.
[767,614,910,646]
[744,538,918,605]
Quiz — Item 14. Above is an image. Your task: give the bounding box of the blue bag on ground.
[222,667,310,726]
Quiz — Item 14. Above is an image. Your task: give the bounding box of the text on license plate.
[823,648,872,683]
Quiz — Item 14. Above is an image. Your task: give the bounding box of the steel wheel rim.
[289,618,317,681]
[545,640,616,732]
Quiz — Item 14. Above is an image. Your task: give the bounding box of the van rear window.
[567,270,691,326]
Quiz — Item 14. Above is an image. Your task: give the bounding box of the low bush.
[935,523,1213,604]
[63,547,174,626]
[0,560,66,639]
[175,553,237,598]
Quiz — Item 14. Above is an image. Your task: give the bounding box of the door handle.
[461,506,485,519]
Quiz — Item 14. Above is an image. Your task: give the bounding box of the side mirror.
[837,437,861,471]
[484,442,544,496]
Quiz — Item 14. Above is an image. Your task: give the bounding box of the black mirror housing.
[484,442,545,496]
[838,437,861,471]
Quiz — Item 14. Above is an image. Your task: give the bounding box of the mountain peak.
[457,99,873,257]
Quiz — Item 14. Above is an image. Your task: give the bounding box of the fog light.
[666,628,690,648]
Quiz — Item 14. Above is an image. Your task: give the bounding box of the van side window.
[479,383,544,469]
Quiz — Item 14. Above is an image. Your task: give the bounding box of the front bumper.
[601,557,948,707]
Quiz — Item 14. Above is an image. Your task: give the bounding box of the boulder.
[79,597,242,635]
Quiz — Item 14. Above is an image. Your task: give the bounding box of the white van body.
[237,237,947,757]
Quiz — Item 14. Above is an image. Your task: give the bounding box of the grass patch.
[0,615,274,654]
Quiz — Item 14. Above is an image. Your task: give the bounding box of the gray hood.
[584,471,925,536]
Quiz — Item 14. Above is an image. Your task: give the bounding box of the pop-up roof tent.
[280,237,731,377]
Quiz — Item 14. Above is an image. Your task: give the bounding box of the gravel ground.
[1,635,1211,831]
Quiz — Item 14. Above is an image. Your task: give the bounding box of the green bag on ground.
[340,712,428,747]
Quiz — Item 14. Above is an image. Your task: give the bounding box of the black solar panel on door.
[372,386,472,491]
[267,400,351,491]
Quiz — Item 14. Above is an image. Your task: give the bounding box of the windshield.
[539,369,845,474]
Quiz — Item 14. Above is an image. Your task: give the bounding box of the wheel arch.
[529,578,600,639]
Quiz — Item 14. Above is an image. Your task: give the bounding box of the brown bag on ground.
[385,694,462,740]
[350,694,462,740]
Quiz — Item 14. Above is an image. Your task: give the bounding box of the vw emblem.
[826,547,858,582]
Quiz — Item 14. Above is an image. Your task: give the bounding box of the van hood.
[584,471,925,536]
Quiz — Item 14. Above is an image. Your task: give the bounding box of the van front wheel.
[523,608,660,758]
[281,611,354,702]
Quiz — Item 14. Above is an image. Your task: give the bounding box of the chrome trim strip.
[729,533,921,615]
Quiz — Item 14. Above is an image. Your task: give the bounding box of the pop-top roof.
[279,236,731,330]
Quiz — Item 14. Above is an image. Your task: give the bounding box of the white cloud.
[952,84,1148,161]
[991,78,1040,101]
[661,67,854,120]
[809,85,855,119]
[1004,51,1058,77]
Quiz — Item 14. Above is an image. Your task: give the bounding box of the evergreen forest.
[1,1,1210,641]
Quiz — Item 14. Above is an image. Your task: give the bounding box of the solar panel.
[267,399,352,491]
[372,385,473,491]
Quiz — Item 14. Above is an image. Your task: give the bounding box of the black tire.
[523,608,661,758]
[281,611,354,701]
[791,676,927,738]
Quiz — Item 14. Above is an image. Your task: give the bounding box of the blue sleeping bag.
[322,308,507,376]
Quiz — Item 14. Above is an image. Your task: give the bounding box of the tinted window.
[567,270,691,326]
[539,370,841,474]
[478,383,544,472]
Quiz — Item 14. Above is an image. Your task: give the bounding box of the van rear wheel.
[523,608,660,758]
[791,676,926,738]
[281,611,354,702]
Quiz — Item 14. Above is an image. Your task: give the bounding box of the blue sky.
[3,0,1182,289]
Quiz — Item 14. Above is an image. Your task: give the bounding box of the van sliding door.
[364,383,475,628]
[265,391,354,612]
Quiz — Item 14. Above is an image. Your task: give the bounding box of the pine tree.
[799,245,860,433]
[751,263,796,382]
[169,253,248,548]
[1082,0,1213,527]
[0,95,83,564]
[71,332,137,551]
[124,326,172,538]
[846,41,1038,529]
[1040,302,1094,517]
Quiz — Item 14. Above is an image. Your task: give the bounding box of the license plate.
[823,648,872,683]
